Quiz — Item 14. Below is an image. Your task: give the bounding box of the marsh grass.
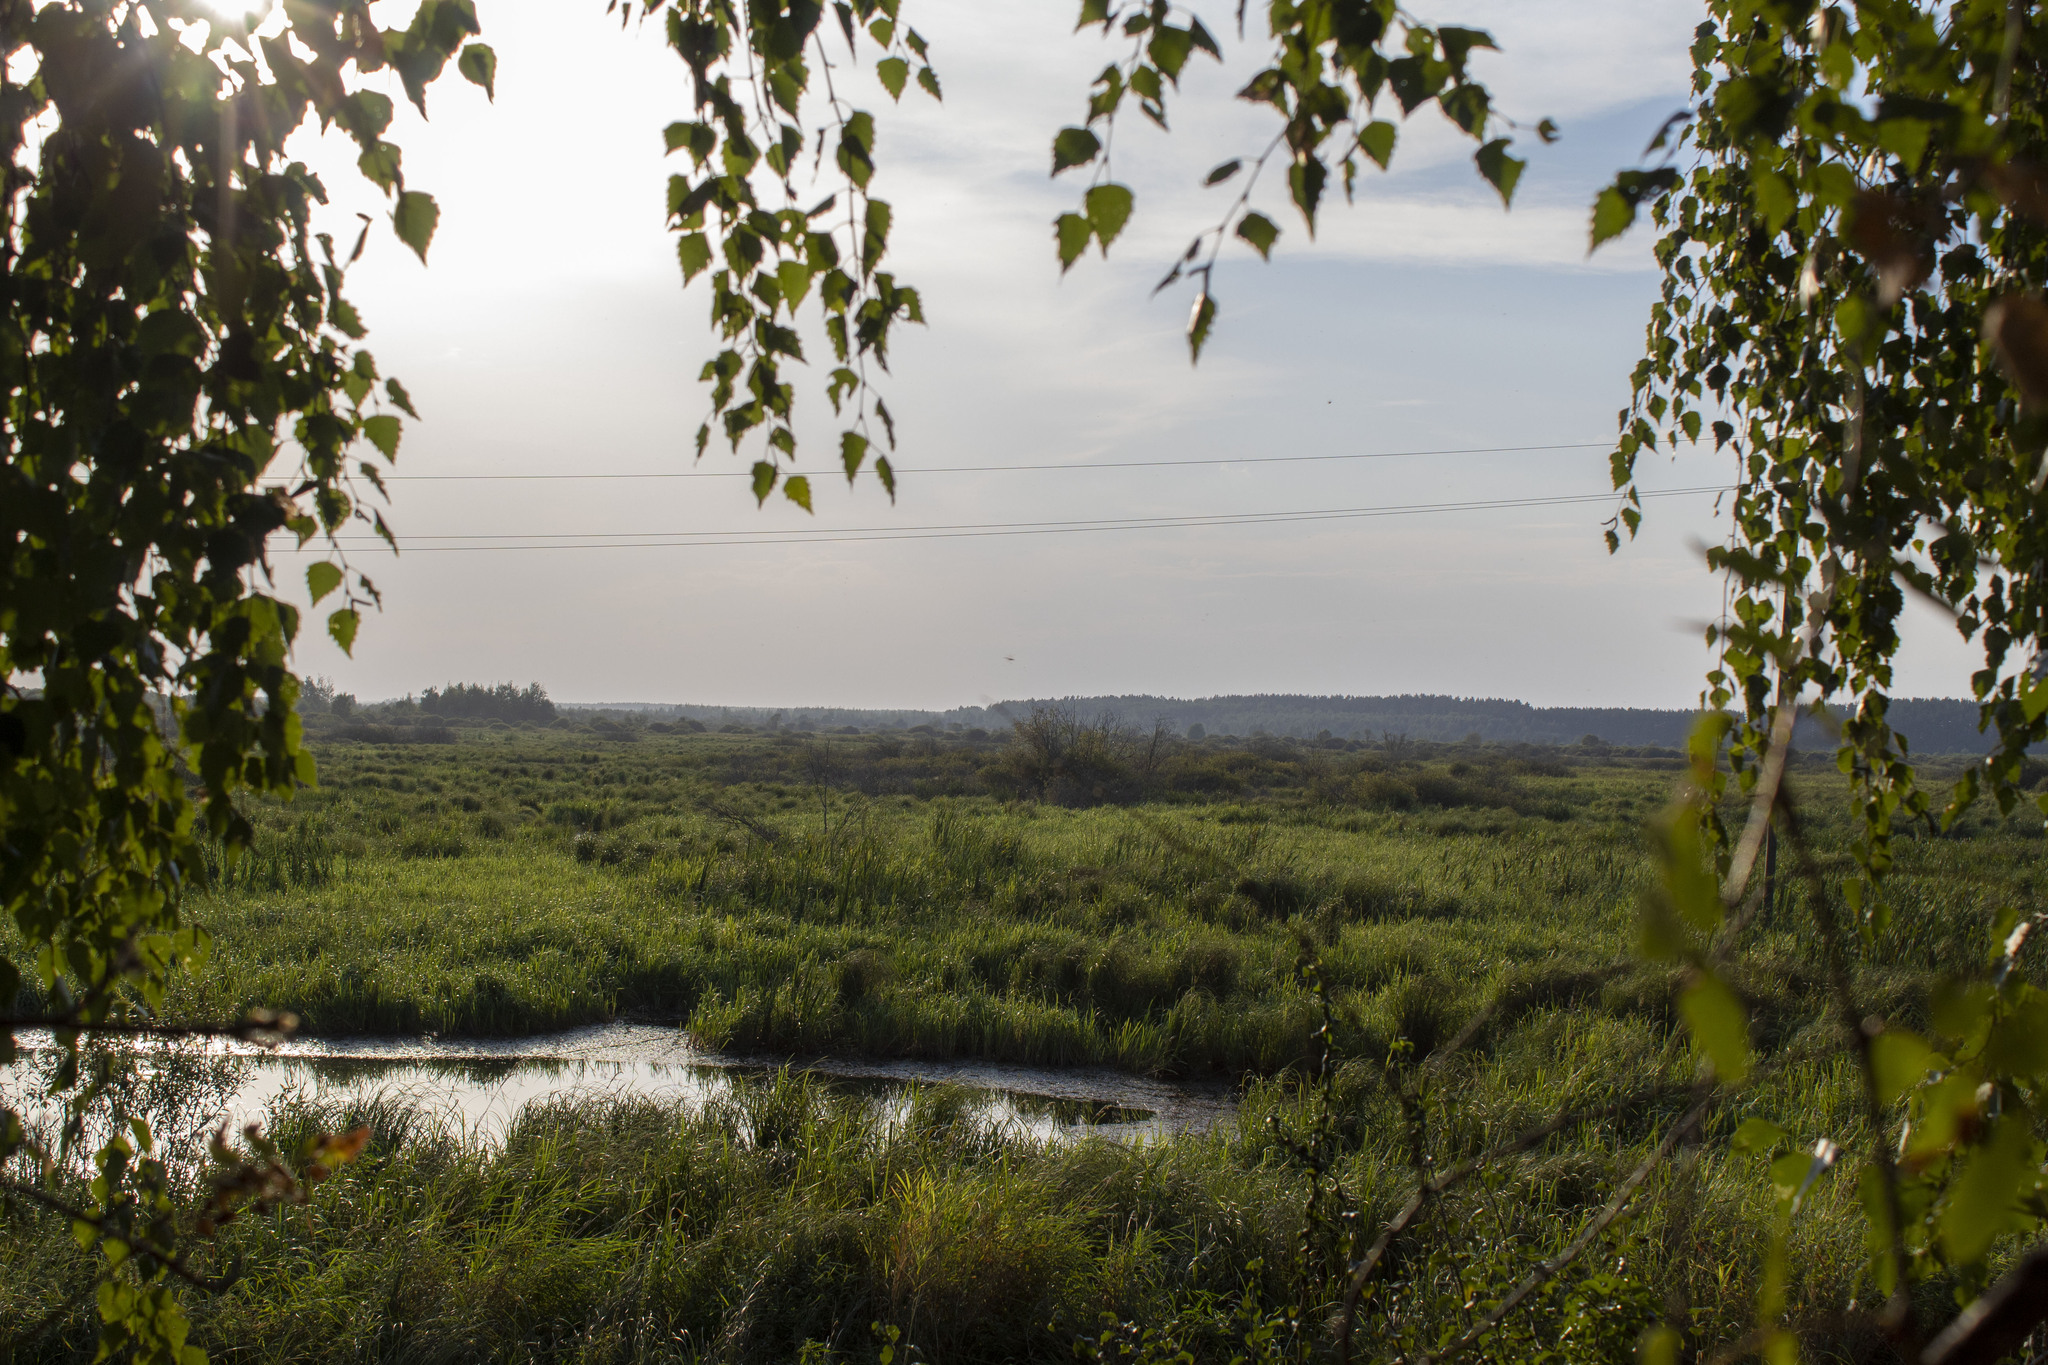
[2,731,2032,1361]
[1,1054,1909,1364]
[61,732,2014,1085]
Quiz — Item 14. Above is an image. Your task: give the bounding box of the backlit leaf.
[1052,127,1101,175]
[1590,185,1636,250]
[1055,213,1092,271]
[1358,120,1396,170]
[328,608,360,656]
[1939,1118,2033,1265]
[876,56,909,100]
[1187,290,1216,363]
[361,415,402,458]
[1868,1029,1933,1104]
[456,42,495,100]
[305,562,343,606]
[392,191,439,263]
[678,232,713,284]
[1730,1117,1788,1155]
[1474,139,1523,207]
[1084,182,1134,251]
[1680,970,1751,1083]
[1235,212,1278,261]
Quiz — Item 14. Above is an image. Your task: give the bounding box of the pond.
[4,1023,1240,1150]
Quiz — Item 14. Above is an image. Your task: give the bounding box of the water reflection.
[4,1023,1235,1151]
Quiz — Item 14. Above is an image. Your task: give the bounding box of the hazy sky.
[272,0,1976,709]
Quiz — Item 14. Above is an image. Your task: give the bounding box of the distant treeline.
[419,682,557,724]
[553,692,2002,755]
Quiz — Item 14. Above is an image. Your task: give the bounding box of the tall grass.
[17,733,2005,1084]
[1,1057,1897,1364]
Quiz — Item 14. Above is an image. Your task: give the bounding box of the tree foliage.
[1049,0,1550,360]
[634,0,942,509]
[0,0,483,1355]
[1595,0,2048,1348]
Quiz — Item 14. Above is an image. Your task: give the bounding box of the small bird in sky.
[1004,655,1015,662]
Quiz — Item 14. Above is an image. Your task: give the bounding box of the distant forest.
[551,693,2002,755]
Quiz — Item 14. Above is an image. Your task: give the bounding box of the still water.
[6,1023,1239,1148]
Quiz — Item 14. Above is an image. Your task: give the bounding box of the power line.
[376,440,1620,481]
[272,485,1726,553]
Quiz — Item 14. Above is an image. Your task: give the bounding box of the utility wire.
[272,485,1726,554]
[376,440,1623,481]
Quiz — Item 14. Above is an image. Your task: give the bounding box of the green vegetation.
[7,728,2035,1361]
[0,731,1783,1047]
[11,724,2009,1075]
[0,1029,1889,1364]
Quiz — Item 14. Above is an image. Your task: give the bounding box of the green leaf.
[1752,169,1796,234]
[392,191,439,263]
[1680,970,1752,1083]
[1186,290,1215,364]
[1939,1118,2033,1265]
[361,414,402,458]
[1868,1029,1934,1104]
[1929,977,1995,1042]
[1358,120,1397,170]
[783,474,813,512]
[1148,25,1193,81]
[1984,994,2048,1077]
[1055,212,1092,272]
[1437,25,1497,73]
[1474,139,1524,207]
[328,608,360,656]
[1659,801,1722,933]
[776,259,813,309]
[862,198,892,276]
[385,378,420,419]
[1589,185,1636,250]
[876,56,909,101]
[1205,160,1242,186]
[1730,1117,1788,1155]
[678,232,713,284]
[1288,156,1326,231]
[916,66,941,100]
[841,431,869,482]
[306,562,343,607]
[357,142,402,193]
[1051,127,1102,176]
[457,42,495,100]
[1234,211,1278,261]
[750,462,777,505]
[1084,183,1134,251]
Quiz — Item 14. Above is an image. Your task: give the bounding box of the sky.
[265,0,1979,710]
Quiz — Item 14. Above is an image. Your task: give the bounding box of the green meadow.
[3,721,2036,1361]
